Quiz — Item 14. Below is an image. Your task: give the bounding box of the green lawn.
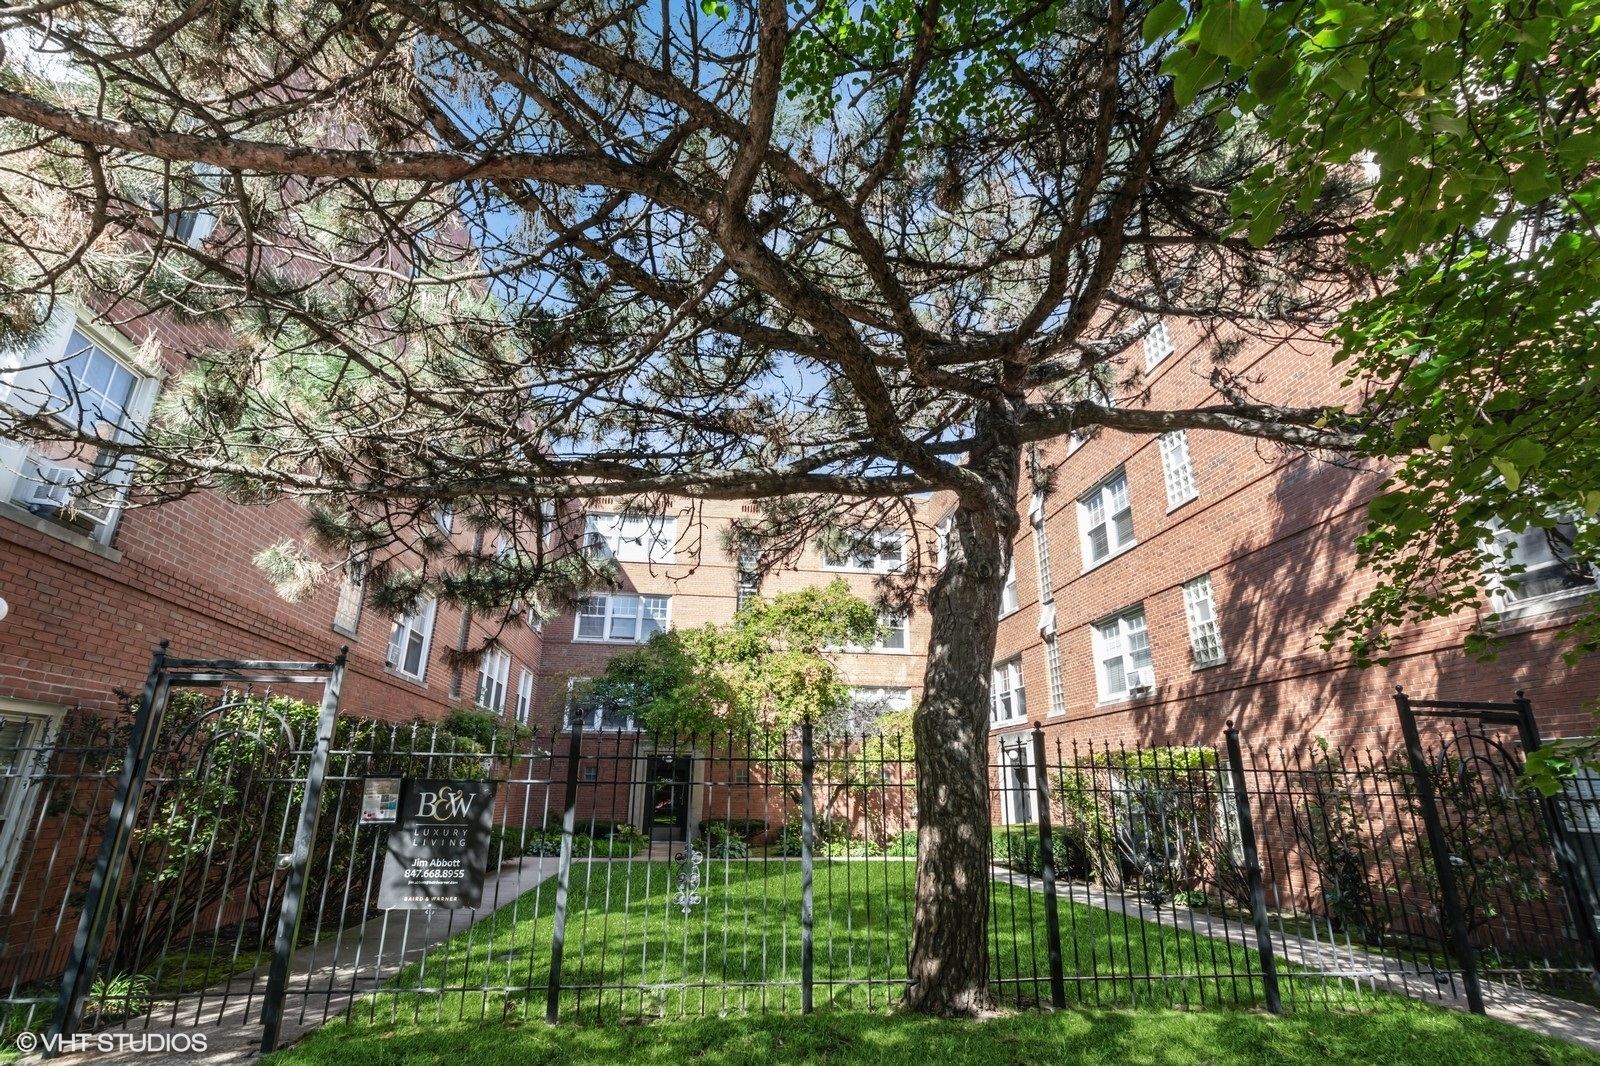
[264,1005,1600,1065]
[339,858,1392,1027]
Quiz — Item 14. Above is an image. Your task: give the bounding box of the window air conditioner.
[22,463,113,530]
[1127,668,1154,695]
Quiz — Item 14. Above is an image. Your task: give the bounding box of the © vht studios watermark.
[14,1031,210,1055]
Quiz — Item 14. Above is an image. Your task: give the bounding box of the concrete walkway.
[994,867,1600,1053]
[22,854,564,1066]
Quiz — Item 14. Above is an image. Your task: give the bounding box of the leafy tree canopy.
[1161,0,1600,669]
[579,579,884,735]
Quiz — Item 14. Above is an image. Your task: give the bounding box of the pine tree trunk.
[904,442,1018,1016]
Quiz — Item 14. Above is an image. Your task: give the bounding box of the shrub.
[992,825,1089,879]
[887,830,918,857]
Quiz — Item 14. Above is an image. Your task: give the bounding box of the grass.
[263,1004,1600,1065]
[335,857,1399,1028]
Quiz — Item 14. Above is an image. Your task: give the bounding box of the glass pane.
[609,596,638,640]
[403,630,425,675]
[1089,526,1110,561]
[1104,657,1126,694]
[1113,509,1134,548]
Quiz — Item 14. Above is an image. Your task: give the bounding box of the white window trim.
[873,611,910,653]
[573,592,671,644]
[1044,635,1066,717]
[990,657,1027,728]
[584,512,677,565]
[0,699,66,908]
[1484,518,1600,619]
[1078,469,1136,571]
[385,597,438,682]
[1033,511,1055,606]
[1143,318,1174,372]
[823,528,907,573]
[0,308,160,547]
[997,734,1037,825]
[565,676,639,732]
[515,668,534,724]
[998,557,1020,618]
[330,564,364,640]
[1182,574,1227,668]
[1159,430,1199,512]
[475,646,512,713]
[1092,607,1154,704]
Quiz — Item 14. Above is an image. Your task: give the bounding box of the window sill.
[332,622,360,640]
[382,666,430,687]
[1191,657,1228,672]
[998,607,1021,621]
[0,500,122,562]
[1489,586,1599,625]
[990,718,1031,732]
[1166,493,1198,516]
[573,636,653,645]
[1080,542,1135,575]
[1097,686,1159,707]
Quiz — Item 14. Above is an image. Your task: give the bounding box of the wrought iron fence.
[0,683,1596,1052]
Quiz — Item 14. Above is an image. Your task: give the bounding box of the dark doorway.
[647,753,693,842]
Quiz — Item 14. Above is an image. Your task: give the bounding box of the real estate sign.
[377,778,497,909]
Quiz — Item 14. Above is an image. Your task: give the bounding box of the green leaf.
[1198,0,1268,61]
[1248,53,1295,103]
[1143,0,1188,45]
[1585,491,1600,519]
[1490,456,1521,491]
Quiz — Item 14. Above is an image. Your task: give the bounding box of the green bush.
[992,824,1090,880]
[887,830,918,857]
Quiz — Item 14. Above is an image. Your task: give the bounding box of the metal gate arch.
[46,642,346,1053]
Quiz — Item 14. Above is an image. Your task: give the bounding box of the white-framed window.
[1068,380,1114,456]
[991,658,1026,726]
[331,564,364,639]
[159,163,224,248]
[997,733,1036,825]
[735,543,761,609]
[1488,519,1599,612]
[1079,469,1135,568]
[515,669,534,724]
[1159,431,1198,510]
[1044,635,1066,717]
[824,528,906,572]
[434,506,455,534]
[0,701,64,905]
[1183,574,1226,667]
[1143,318,1174,371]
[873,612,909,652]
[935,515,953,570]
[574,593,670,644]
[845,686,913,733]
[1093,608,1154,702]
[565,677,638,732]
[1032,512,1055,605]
[385,597,437,682]
[0,309,158,546]
[999,557,1019,617]
[475,646,511,713]
[584,512,677,564]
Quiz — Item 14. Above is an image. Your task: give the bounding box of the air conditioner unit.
[1127,668,1155,695]
[22,463,112,532]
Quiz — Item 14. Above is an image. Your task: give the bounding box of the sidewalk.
[993,867,1600,1053]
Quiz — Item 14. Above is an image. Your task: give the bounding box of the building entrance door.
[647,753,693,842]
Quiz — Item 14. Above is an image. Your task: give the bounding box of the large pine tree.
[0,0,1380,1012]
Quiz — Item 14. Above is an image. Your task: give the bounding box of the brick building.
[0,296,933,860]
[976,317,1600,823]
